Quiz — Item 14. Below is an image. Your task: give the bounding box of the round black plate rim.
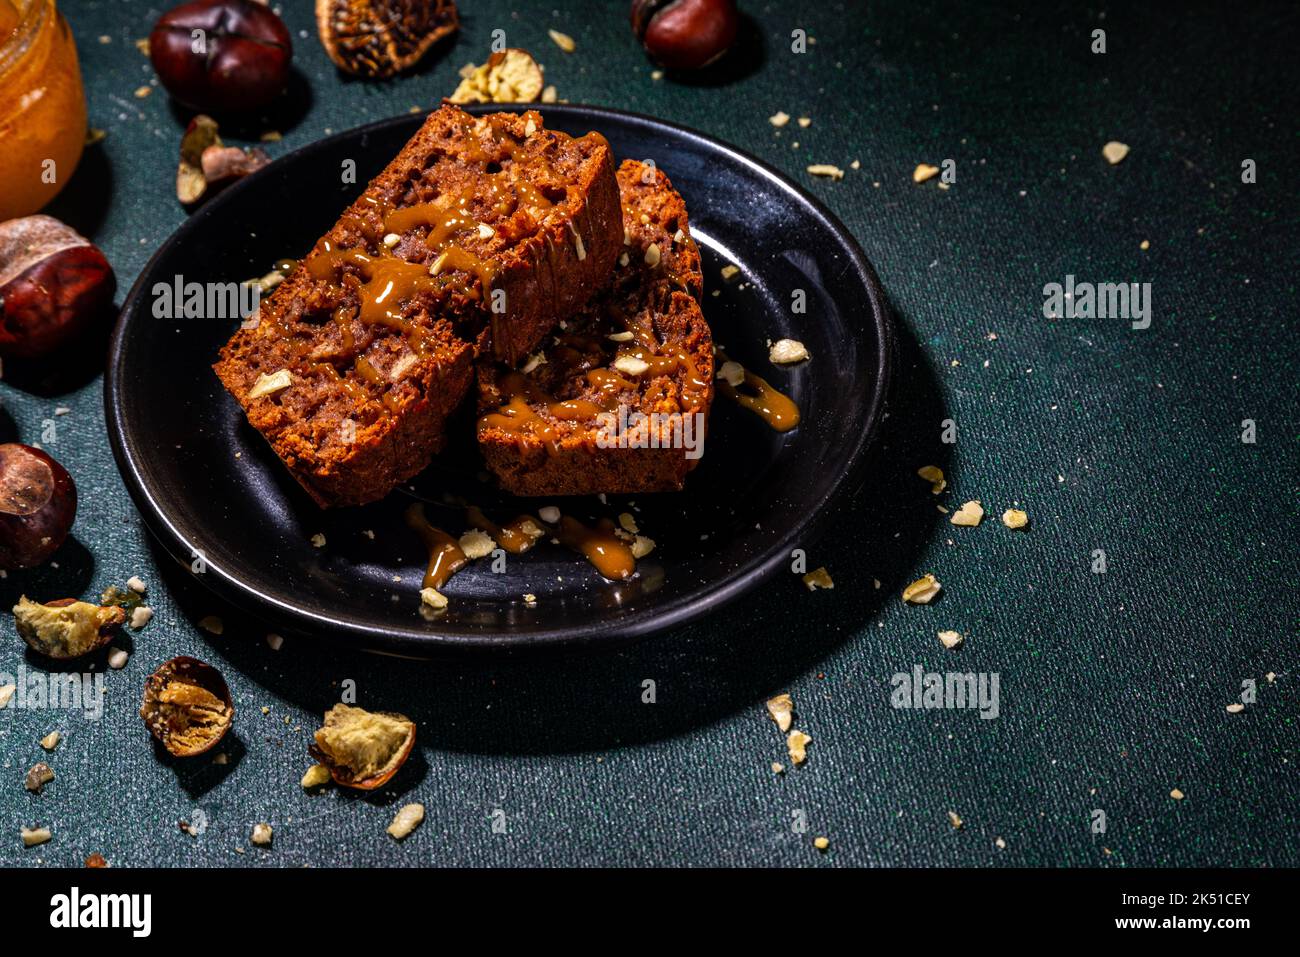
[104,102,895,656]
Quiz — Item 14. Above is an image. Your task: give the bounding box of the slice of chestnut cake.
[476,159,714,496]
[215,105,621,507]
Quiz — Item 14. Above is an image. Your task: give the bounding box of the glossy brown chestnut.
[149,0,292,114]
[0,444,77,570]
[631,0,739,71]
[0,216,116,360]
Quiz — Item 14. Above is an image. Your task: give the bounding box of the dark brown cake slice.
[476,160,713,496]
[214,105,621,507]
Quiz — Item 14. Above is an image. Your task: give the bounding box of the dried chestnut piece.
[13,596,124,659]
[84,853,108,868]
[176,114,271,206]
[0,217,116,361]
[0,444,77,570]
[140,656,234,758]
[630,0,739,71]
[309,703,415,790]
[150,0,292,114]
[317,0,458,78]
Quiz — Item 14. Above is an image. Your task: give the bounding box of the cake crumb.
[769,338,810,364]
[1001,508,1029,530]
[913,163,940,183]
[387,803,425,840]
[768,111,790,127]
[251,823,273,846]
[807,164,845,181]
[420,587,448,610]
[1102,141,1130,165]
[937,630,964,649]
[802,567,833,591]
[786,730,811,765]
[902,574,942,604]
[547,29,576,53]
[40,731,60,751]
[1170,788,1185,800]
[1225,703,1244,714]
[917,465,946,494]
[949,500,983,526]
[765,693,794,733]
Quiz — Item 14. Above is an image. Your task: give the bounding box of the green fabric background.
[1,0,1295,867]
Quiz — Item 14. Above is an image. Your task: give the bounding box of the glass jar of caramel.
[0,0,88,220]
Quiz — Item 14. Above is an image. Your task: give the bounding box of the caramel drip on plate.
[555,516,635,581]
[464,506,542,555]
[716,351,800,432]
[404,503,467,590]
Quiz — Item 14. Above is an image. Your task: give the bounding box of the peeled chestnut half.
[150,0,293,114]
[0,444,77,570]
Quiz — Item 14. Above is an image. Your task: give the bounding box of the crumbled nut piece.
[717,360,745,387]
[520,352,547,374]
[140,657,234,757]
[251,823,273,846]
[459,529,495,560]
[617,512,639,534]
[797,116,812,128]
[134,85,152,99]
[85,853,108,867]
[937,630,964,649]
[107,647,129,670]
[212,752,228,765]
[13,597,125,660]
[548,29,575,52]
[995,836,1007,849]
[1102,141,1130,165]
[950,500,984,527]
[1170,788,1185,800]
[301,763,332,789]
[1139,239,1150,251]
[766,693,794,733]
[0,685,14,709]
[769,111,790,127]
[902,574,942,604]
[126,576,147,594]
[21,826,51,848]
[537,506,561,524]
[387,802,425,840]
[916,465,946,494]
[311,704,417,790]
[420,587,448,609]
[643,242,661,267]
[247,368,292,399]
[771,762,785,774]
[813,836,829,850]
[477,223,495,240]
[266,633,284,651]
[613,355,651,377]
[198,615,223,635]
[129,606,153,629]
[382,232,400,247]
[523,593,538,605]
[802,567,834,591]
[1001,508,1029,530]
[787,730,811,765]
[608,330,634,342]
[807,164,845,180]
[541,84,557,103]
[913,163,940,183]
[630,536,656,559]
[134,37,149,55]
[1225,703,1244,714]
[720,264,740,281]
[617,251,630,267]
[40,731,60,751]
[947,810,963,828]
[769,338,810,364]
[24,763,54,793]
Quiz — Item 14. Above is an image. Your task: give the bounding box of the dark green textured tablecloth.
[0,0,1295,867]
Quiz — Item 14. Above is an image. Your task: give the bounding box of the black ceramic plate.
[106,104,893,656]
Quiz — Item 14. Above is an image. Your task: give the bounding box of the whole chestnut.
[0,216,116,361]
[631,0,739,71]
[149,0,292,115]
[0,444,77,571]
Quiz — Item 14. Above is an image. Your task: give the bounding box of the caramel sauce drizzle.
[404,503,467,590]
[716,351,800,432]
[555,516,636,581]
[464,507,542,555]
